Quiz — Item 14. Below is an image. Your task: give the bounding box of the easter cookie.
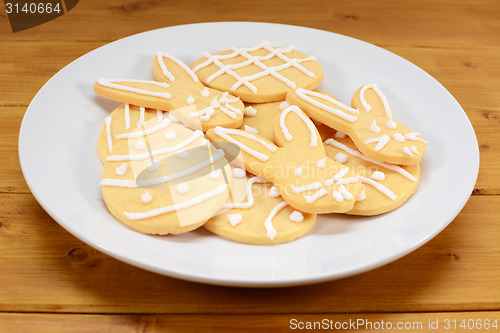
[324,133,420,215]
[239,101,284,142]
[101,121,231,235]
[206,105,363,214]
[94,53,245,131]
[287,84,427,165]
[190,41,323,103]
[204,176,316,245]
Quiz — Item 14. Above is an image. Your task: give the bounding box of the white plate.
[19,22,479,287]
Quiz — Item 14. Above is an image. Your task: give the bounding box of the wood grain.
[1,312,500,332]
[0,194,498,314]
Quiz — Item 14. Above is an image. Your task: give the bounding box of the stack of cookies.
[94,42,427,245]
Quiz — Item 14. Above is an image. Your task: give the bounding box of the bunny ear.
[352,84,393,118]
[153,52,201,86]
[273,105,324,151]
[206,127,278,175]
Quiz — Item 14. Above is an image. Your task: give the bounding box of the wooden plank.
[0,0,499,48]
[1,312,500,333]
[0,194,498,314]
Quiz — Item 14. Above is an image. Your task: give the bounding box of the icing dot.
[339,185,354,200]
[295,166,303,177]
[201,87,210,97]
[356,189,366,201]
[279,101,290,110]
[243,125,258,134]
[411,146,420,155]
[393,132,405,142]
[232,168,246,178]
[186,94,195,105]
[165,129,177,140]
[147,160,160,172]
[369,119,381,133]
[268,186,280,198]
[316,158,326,168]
[244,106,257,116]
[209,169,221,180]
[334,131,346,139]
[134,137,146,150]
[289,211,304,222]
[176,183,189,194]
[210,96,220,109]
[227,213,242,226]
[332,191,344,202]
[403,147,413,156]
[370,171,385,181]
[176,150,189,159]
[141,191,153,204]
[334,152,348,164]
[115,163,127,176]
[386,118,397,129]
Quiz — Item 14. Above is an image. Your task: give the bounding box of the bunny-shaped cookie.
[94,52,244,132]
[287,85,427,165]
[206,105,363,214]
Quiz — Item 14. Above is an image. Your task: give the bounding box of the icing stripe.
[280,105,318,148]
[360,84,393,118]
[157,52,200,83]
[124,103,131,129]
[364,134,390,151]
[223,177,267,209]
[157,109,163,121]
[360,177,397,200]
[106,130,204,161]
[404,132,428,143]
[189,107,215,121]
[325,138,417,182]
[214,126,277,162]
[264,200,288,240]
[305,188,329,203]
[291,181,323,194]
[98,79,172,99]
[124,183,227,220]
[115,119,171,139]
[295,88,358,122]
[105,116,113,153]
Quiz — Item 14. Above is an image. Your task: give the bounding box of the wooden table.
[1,0,499,331]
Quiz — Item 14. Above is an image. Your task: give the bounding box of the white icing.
[157,109,163,121]
[146,160,160,172]
[220,103,241,119]
[356,189,366,201]
[360,177,397,200]
[359,84,393,118]
[115,163,127,176]
[264,201,288,240]
[386,118,397,129]
[324,167,350,186]
[210,96,221,109]
[243,125,258,134]
[116,119,171,139]
[124,183,227,219]
[280,105,318,148]
[214,126,276,162]
[136,107,146,127]
[107,130,204,161]
[124,104,130,129]
[369,119,381,133]
[186,94,195,105]
[338,185,354,200]
[192,42,316,94]
[218,91,240,104]
[209,169,221,180]
[289,211,304,222]
[364,135,390,151]
[222,177,268,209]
[176,183,189,194]
[189,106,215,121]
[244,106,257,116]
[176,150,189,159]
[403,147,413,156]
[316,158,326,168]
[169,112,180,122]
[165,129,177,140]
[336,177,360,185]
[105,116,113,153]
[98,79,171,99]
[227,214,242,226]
[334,152,348,164]
[393,132,405,142]
[305,188,329,203]
[370,171,386,181]
[295,166,303,177]
[156,52,199,83]
[268,186,280,198]
[334,131,346,139]
[134,137,146,150]
[232,168,246,178]
[201,87,210,97]
[404,132,428,143]
[141,191,153,204]
[292,181,323,194]
[279,101,290,110]
[411,146,420,155]
[295,88,358,122]
[332,191,343,202]
[324,138,417,182]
